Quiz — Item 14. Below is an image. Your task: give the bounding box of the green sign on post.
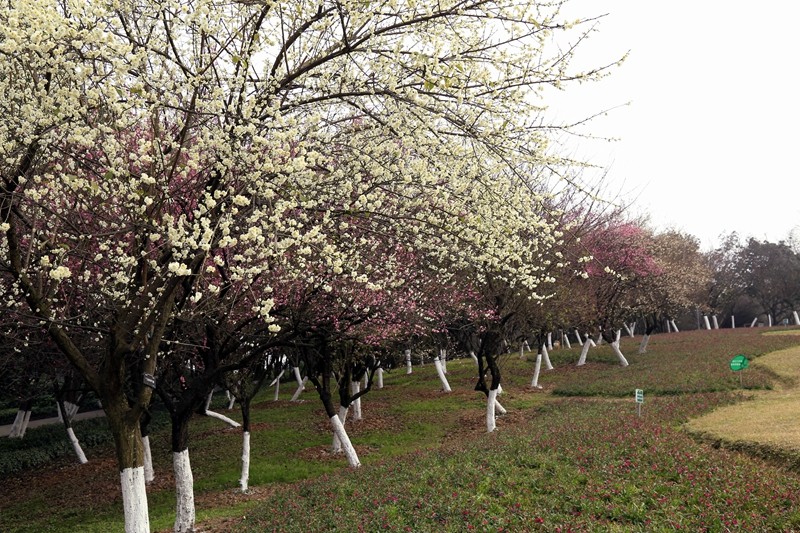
[730,354,749,386]
[634,389,643,417]
[730,354,749,371]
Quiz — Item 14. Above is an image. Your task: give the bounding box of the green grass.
[3,327,800,532]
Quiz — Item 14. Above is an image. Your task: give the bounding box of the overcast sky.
[545,0,800,250]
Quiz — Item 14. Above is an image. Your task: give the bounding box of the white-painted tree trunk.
[750,317,759,327]
[712,315,719,329]
[18,410,31,438]
[577,336,591,366]
[670,320,679,333]
[611,341,629,367]
[595,332,603,345]
[405,349,412,374]
[227,394,236,410]
[376,368,384,389]
[486,389,498,433]
[7,409,24,438]
[629,321,637,335]
[351,381,362,421]
[665,320,672,333]
[768,314,773,327]
[330,414,360,467]
[440,349,447,374]
[205,410,241,428]
[142,436,155,483]
[331,406,349,453]
[66,427,88,464]
[291,377,309,401]
[794,311,800,326]
[547,332,553,350]
[574,329,584,346]
[530,352,543,388]
[731,315,736,328]
[120,466,150,533]
[58,400,80,421]
[541,345,553,370]
[204,391,214,412]
[614,329,621,343]
[269,369,285,401]
[703,315,711,330]
[470,350,479,366]
[240,431,250,493]
[433,357,452,392]
[638,334,650,354]
[623,323,634,338]
[519,343,526,360]
[293,366,304,387]
[494,398,507,415]
[562,333,571,349]
[587,337,597,348]
[173,450,195,533]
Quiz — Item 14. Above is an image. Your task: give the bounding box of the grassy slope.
[2,328,800,532]
[686,332,800,455]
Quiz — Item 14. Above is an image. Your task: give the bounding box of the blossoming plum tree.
[1,1,618,530]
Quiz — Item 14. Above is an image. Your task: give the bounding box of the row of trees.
[1,1,797,532]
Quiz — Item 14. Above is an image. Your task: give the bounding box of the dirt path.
[685,334,800,452]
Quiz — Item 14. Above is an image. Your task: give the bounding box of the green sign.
[730,354,749,371]
[635,389,644,403]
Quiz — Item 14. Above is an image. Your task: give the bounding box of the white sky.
[545,0,800,250]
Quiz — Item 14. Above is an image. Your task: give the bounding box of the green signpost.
[634,388,644,417]
[730,354,749,386]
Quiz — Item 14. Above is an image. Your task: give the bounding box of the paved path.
[0,409,106,437]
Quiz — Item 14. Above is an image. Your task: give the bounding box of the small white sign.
[635,389,644,404]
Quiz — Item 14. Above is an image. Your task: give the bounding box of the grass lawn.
[2,327,800,532]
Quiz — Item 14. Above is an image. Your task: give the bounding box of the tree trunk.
[171,415,195,533]
[58,397,88,464]
[7,398,33,438]
[703,315,711,330]
[331,406,349,453]
[562,332,571,349]
[577,335,591,366]
[712,315,719,329]
[486,389,498,432]
[574,329,584,346]
[440,348,447,374]
[240,432,251,493]
[547,332,553,350]
[376,368,384,389]
[638,334,650,354]
[731,315,736,328]
[541,344,553,370]
[329,414,360,467]
[433,356,452,392]
[470,350,479,366]
[106,406,150,533]
[404,349,412,374]
[204,410,240,427]
[611,341,629,367]
[240,397,252,493]
[530,351,543,388]
[290,377,309,401]
[173,449,195,533]
[670,319,679,332]
[142,436,154,483]
[351,381,362,421]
